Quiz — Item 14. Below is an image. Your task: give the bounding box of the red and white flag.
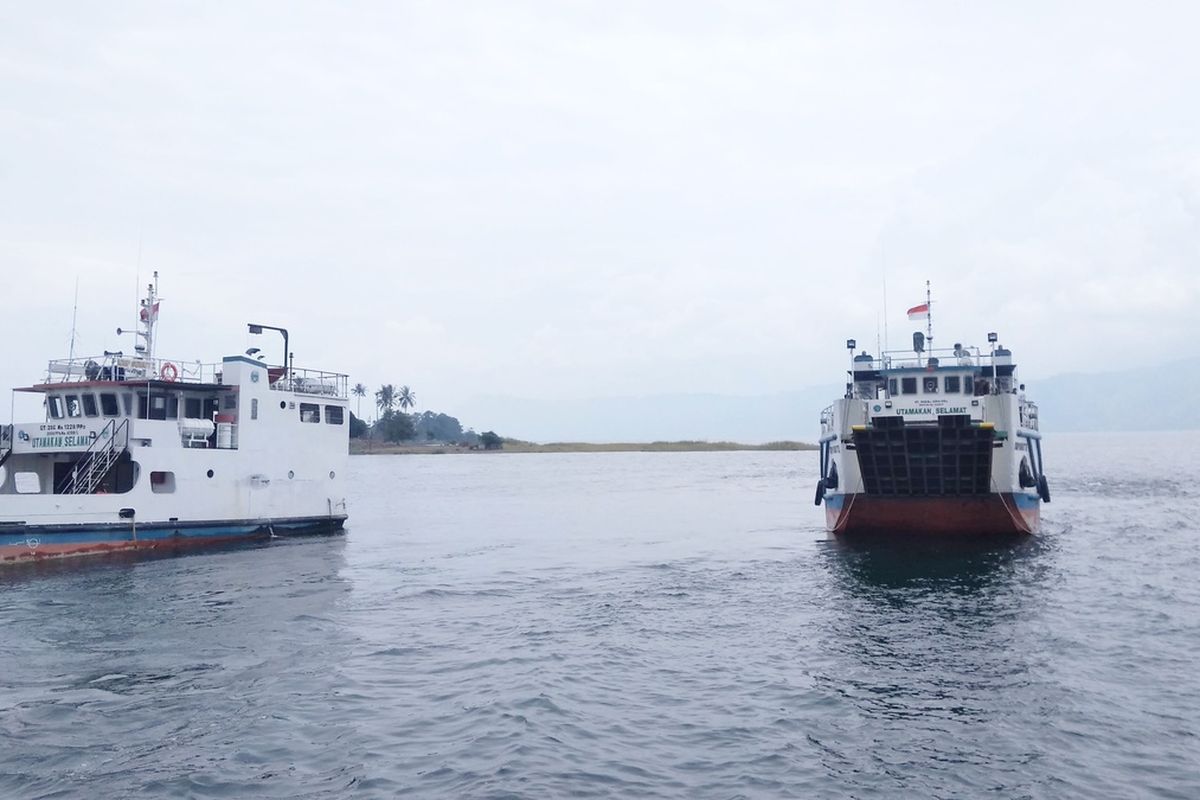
[907,303,929,321]
[140,301,160,322]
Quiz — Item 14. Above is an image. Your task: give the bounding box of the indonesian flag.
[907,303,930,321]
[140,301,160,322]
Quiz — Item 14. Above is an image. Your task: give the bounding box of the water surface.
[2,433,1198,798]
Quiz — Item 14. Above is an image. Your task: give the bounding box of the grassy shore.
[350,439,816,455]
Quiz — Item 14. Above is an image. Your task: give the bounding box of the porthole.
[279,401,286,410]
[206,469,214,478]
[329,470,336,479]
[288,470,295,479]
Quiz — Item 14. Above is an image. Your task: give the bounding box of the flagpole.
[925,280,933,353]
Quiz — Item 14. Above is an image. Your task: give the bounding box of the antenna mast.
[882,240,889,352]
[925,280,933,353]
[67,276,80,365]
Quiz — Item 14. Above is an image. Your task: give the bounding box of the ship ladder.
[57,419,130,495]
[0,424,12,471]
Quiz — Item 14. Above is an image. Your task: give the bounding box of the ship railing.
[45,355,223,385]
[819,404,834,431]
[55,418,130,495]
[864,345,988,371]
[269,367,348,399]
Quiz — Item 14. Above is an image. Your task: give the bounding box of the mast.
[137,271,160,361]
[921,283,931,355]
[67,276,80,365]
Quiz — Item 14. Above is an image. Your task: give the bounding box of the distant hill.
[452,358,1200,443]
[1034,357,1200,432]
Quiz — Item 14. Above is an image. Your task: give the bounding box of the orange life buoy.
[160,362,179,381]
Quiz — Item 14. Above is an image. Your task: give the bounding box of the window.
[888,378,898,396]
[82,394,99,417]
[964,375,975,394]
[184,398,202,419]
[122,394,134,416]
[251,398,258,420]
[222,395,237,410]
[325,405,344,425]
[100,393,119,416]
[150,471,176,493]
[299,403,320,423]
[140,393,179,420]
[15,472,41,494]
[923,377,938,393]
[944,375,961,393]
[901,377,917,395]
[47,396,64,419]
[65,395,82,417]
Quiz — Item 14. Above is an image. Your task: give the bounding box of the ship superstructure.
[0,274,349,563]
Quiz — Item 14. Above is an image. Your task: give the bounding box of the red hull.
[826,493,1038,535]
[0,534,265,564]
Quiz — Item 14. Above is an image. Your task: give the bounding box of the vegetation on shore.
[348,382,814,455]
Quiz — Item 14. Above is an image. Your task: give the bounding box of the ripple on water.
[1,441,1199,798]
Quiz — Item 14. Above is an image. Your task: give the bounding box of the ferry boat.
[815,296,1049,535]
[0,274,349,563]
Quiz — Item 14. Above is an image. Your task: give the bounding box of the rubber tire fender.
[1037,474,1051,503]
[813,479,826,506]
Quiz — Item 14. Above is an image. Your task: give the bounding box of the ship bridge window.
[184,398,202,419]
[122,394,134,416]
[887,378,898,396]
[923,377,938,393]
[139,393,179,421]
[300,403,320,423]
[901,377,917,395]
[944,375,961,393]
[325,405,344,425]
[963,375,974,394]
[47,396,64,419]
[65,395,82,417]
[100,393,120,416]
[82,394,98,417]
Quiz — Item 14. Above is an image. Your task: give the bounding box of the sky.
[3,2,1199,433]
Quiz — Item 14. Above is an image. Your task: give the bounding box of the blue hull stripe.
[1,516,346,549]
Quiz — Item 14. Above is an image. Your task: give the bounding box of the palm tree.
[352,383,366,420]
[397,385,416,413]
[375,384,396,418]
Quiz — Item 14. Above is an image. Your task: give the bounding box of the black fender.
[1037,474,1051,503]
[814,480,826,506]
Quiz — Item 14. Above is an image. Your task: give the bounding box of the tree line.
[350,382,501,448]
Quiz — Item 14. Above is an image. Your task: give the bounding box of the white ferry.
[815,297,1049,535]
[0,274,349,563]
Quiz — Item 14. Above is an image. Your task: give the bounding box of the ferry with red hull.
[815,297,1048,535]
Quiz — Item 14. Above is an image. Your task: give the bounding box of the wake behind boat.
[0,274,349,563]
[815,290,1049,535]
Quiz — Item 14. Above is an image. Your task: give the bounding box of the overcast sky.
[3,2,1198,424]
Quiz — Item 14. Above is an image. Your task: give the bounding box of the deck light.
[248,323,289,374]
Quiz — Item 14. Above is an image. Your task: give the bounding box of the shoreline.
[350,439,816,455]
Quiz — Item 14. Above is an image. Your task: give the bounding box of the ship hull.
[825,492,1038,535]
[0,516,346,565]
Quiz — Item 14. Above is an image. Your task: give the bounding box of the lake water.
[2,432,1198,798]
